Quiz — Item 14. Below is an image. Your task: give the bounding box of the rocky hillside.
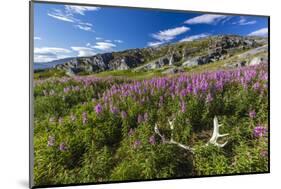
[54,35,268,75]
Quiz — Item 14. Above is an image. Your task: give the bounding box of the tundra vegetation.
[33,35,268,186]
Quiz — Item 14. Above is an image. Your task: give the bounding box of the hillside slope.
[35,35,268,76]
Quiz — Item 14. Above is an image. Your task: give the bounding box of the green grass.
[92,69,164,80]
[34,69,66,80]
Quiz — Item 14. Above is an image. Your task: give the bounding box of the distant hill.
[34,57,75,70]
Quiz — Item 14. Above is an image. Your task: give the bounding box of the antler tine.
[154,124,162,137]
[219,133,229,137]
[168,118,176,140]
[207,116,229,147]
[218,141,228,147]
[154,123,166,143]
[168,118,174,130]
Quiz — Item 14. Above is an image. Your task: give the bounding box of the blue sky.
[33,2,268,63]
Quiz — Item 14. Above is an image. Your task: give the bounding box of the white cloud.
[47,9,76,23]
[35,47,71,54]
[180,33,209,42]
[71,47,96,57]
[233,17,257,25]
[148,26,189,47]
[93,42,116,50]
[78,22,92,27]
[74,24,93,32]
[48,7,96,32]
[241,20,256,25]
[47,13,74,23]
[34,47,72,62]
[147,41,165,47]
[114,40,123,43]
[184,14,228,24]
[34,37,41,40]
[65,5,100,15]
[221,16,233,24]
[151,26,190,41]
[248,28,268,36]
[76,22,94,32]
[86,40,121,51]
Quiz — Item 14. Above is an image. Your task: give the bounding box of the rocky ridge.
[54,35,268,75]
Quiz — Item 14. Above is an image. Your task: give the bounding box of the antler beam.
[154,118,194,153]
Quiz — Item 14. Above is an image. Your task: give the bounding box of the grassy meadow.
[33,63,268,186]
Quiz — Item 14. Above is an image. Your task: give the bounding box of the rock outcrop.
[56,50,146,73]
[224,44,268,68]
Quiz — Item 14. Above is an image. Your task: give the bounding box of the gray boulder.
[182,57,199,67]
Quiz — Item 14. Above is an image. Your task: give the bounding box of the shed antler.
[206,116,229,147]
[154,116,229,153]
[154,118,194,153]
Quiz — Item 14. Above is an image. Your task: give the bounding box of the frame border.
[29,1,35,188]
[29,1,270,188]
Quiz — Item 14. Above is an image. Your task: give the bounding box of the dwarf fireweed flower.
[149,135,156,145]
[260,150,268,157]
[47,136,55,147]
[180,101,186,113]
[110,106,119,115]
[137,114,144,124]
[59,142,67,151]
[73,86,80,91]
[144,112,149,122]
[121,111,127,119]
[249,110,256,119]
[82,112,87,125]
[95,104,102,114]
[206,93,213,103]
[215,81,223,91]
[128,128,135,136]
[193,87,198,95]
[159,96,164,107]
[180,89,188,97]
[133,140,141,149]
[187,85,193,93]
[63,87,70,93]
[261,73,268,81]
[253,82,260,91]
[254,125,267,137]
[240,78,247,89]
[200,80,209,92]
